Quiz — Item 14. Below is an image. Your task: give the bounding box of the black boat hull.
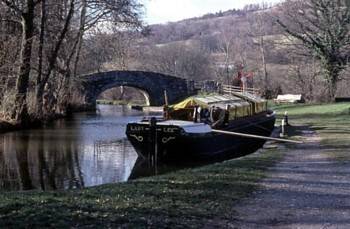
[126,112,276,162]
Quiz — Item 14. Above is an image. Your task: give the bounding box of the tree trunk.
[35,0,46,117]
[324,61,340,102]
[36,0,75,116]
[259,35,268,94]
[11,0,35,124]
[327,77,337,102]
[73,0,87,78]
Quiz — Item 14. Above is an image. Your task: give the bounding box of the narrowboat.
[126,91,276,162]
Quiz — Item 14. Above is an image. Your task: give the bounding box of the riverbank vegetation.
[1,0,349,129]
[0,148,281,227]
[1,102,350,227]
[0,0,142,126]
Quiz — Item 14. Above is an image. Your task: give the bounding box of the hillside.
[145,5,280,45]
[79,2,350,101]
[130,3,349,100]
[131,5,294,95]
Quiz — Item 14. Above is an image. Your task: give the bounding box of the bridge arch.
[97,85,151,106]
[80,71,195,107]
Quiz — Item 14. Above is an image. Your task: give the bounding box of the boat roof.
[229,91,266,103]
[171,93,265,110]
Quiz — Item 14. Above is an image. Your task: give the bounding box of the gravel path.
[231,129,350,229]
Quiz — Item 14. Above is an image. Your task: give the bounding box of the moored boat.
[126,91,276,162]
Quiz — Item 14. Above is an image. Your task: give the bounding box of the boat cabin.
[166,92,268,128]
[126,91,276,161]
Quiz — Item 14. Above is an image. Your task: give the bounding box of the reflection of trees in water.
[0,130,212,191]
[94,139,128,158]
[72,145,85,189]
[92,139,134,184]
[0,134,34,190]
[0,109,143,191]
[34,132,85,190]
[0,136,21,191]
[15,134,34,190]
[0,131,84,191]
[0,132,138,191]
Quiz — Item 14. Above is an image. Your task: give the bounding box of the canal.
[0,105,168,191]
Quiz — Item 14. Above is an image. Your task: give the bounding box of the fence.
[193,80,260,96]
[221,84,260,96]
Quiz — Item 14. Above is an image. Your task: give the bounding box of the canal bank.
[230,103,350,228]
[0,104,95,134]
[0,104,285,227]
[0,147,282,228]
[231,129,350,228]
[0,103,349,227]
[0,121,19,133]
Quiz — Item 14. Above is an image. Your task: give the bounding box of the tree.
[79,30,138,73]
[0,0,142,123]
[277,0,350,101]
[218,25,236,84]
[288,55,322,102]
[0,0,41,123]
[216,20,252,84]
[248,6,274,95]
[138,42,214,81]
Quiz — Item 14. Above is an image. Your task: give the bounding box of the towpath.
[231,129,350,228]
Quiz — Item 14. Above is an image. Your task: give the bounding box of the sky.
[141,0,283,24]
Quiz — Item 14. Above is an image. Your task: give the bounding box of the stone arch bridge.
[79,71,196,107]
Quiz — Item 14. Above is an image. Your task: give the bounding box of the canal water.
[0,105,176,191]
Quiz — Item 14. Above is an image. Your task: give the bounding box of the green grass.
[273,102,350,161]
[2,102,349,227]
[272,102,350,116]
[0,150,281,228]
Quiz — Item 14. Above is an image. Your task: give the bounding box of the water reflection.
[0,105,214,192]
[0,105,144,191]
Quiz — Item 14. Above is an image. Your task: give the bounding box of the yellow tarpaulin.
[170,93,267,121]
[171,97,209,110]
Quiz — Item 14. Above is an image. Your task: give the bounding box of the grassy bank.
[273,102,350,160]
[0,149,281,228]
[2,102,349,227]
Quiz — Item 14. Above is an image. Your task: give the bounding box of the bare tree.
[216,20,252,84]
[288,55,323,102]
[0,0,142,123]
[248,10,271,94]
[81,30,139,72]
[277,0,350,101]
[138,42,214,81]
[0,0,42,123]
[218,25,236,83]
